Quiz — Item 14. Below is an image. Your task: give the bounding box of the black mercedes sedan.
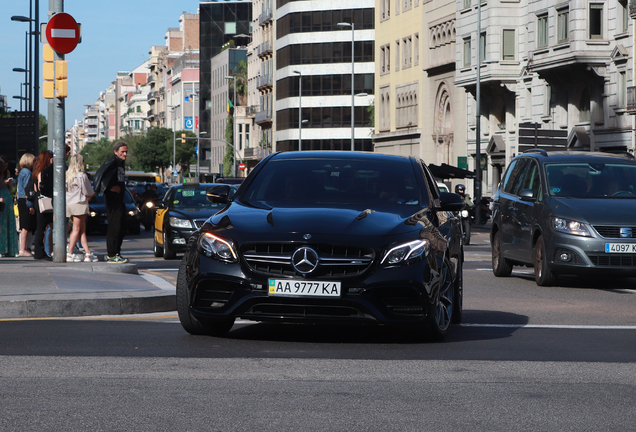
[177,151,465,340]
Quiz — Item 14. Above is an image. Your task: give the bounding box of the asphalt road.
[1,229,636,431]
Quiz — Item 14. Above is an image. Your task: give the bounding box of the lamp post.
[225,75,237,177]
[12,4,39,155]
[293,70,302,151]
[337,22,355,151]
[168,105,177,180]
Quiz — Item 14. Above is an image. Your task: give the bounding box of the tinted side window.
[521,161,542,200]
[503,158,529,195]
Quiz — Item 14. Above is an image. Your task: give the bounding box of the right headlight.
[197,232,239,263]
[552,217,591,237]
[170,217,193,229]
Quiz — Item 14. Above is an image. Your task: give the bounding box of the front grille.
[241,242,375,279]
[593,226,636,238]
[586,253,636,267]
[247,303,364,318]
[193,220,206,229]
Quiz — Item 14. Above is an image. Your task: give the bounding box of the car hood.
[209,203,429,238]
[170,207,225,220]
[551,197,636,225]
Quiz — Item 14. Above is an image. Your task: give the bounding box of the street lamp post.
[225,76,237,177]
[337,22,355,151]
[168,105,177,181]
[293,70,302,151]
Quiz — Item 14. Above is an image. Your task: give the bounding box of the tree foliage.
[234,60,248,106]
[80,138,114,172]
[223,115,234,177]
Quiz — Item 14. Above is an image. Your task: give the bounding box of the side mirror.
[518,188,536,202]
[207,185,231,204]
[438,192,465,212]
[155,201,166,209]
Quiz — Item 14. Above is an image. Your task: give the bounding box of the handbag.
[38,195,53,213]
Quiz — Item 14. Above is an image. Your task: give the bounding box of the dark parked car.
[176,151,465,340]
[154,183,238,260]
[491,150,636,286]
[87,189,140,235]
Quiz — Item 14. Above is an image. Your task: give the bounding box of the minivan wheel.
[534,235,557,286]
[427,258,454,341]
[492,231,512,277]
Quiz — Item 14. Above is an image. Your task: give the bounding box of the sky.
[1,0,202,130]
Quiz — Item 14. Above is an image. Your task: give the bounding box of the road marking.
[460,323,636,330]
[140,272,176,291]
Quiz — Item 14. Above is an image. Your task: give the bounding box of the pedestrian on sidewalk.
[32,151,54,261]
[0,155,18,258]
[66,154,98,262]
[93,141,129,264]
[16,153,36,257]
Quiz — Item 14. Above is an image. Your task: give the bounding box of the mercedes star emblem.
[291,247,319,274]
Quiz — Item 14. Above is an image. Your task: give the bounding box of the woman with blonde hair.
[16,153,36,256]
[66,154,97,262]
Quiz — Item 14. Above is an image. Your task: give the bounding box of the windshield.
[242,158,425,210]
[546,162,636,198]
[90,190,134,204]
[171,186,235,210]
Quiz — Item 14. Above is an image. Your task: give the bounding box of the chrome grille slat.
[193,220,206,229]
[241,242,375,279]
[593,225,636,238]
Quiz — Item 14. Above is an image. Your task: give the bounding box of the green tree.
[80,138,113,172]
[131,128,173,172]
[38,114,48,152]
[234,60,248,106]
[222,115,234,177]
[366,98,375,138]
[174,130,197,166]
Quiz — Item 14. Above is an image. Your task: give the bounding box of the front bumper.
[547,230,636,276]
[187,254,437,326]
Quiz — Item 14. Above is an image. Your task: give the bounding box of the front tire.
[452,256,463,324]
[176,259,235,336]
[428,258,454,341]
[163,230,177,260]
[153,230,163,257]
[534,235,557,286]
[462,219,471,245]
[492,231,513,277]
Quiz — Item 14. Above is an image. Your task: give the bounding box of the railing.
[244,147,271,159]
[259,9,273,26]
[247,105,259,116]
[255,108,273,124]
[257,74,273,89]
[627,86,636,114]
[257,40,272,57]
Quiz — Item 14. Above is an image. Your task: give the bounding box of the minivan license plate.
[268,279,341,298]
[605,243,636,253]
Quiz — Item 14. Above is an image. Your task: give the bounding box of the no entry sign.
[238,163,246,171]
[46,13,80,54]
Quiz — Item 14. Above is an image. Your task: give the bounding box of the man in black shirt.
[94,141,129,263]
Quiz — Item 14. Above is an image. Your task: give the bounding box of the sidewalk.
[0,255,176,319]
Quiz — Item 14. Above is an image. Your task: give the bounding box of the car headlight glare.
[381,239,430,266]
[170,217,193,228]
[198,232,238,263]
[461,210,469,218]
[145,201,154,208]
[552,217,591,237]
[128,208,138,217]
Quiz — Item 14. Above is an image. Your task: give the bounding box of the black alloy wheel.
[451,256,463,324]
[428,258,454,341]
[462,219,471,245]
[534,235,557,286]
[153,229,163,258]
[492,231,513,277]
[176,259,235,336]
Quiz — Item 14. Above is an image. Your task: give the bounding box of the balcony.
[247,105,259,116]
[148,91,156,104]
[257,74,273,90]
[627,87,636,114]
[244,146,271,160]
[257,40,272,58]
[255,107,273,125]
[259,9,272,26]
[147,109,155,120]
[630,0,636,18]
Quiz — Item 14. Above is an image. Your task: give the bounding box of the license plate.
[605,243,636,253]
[268,279,341,298]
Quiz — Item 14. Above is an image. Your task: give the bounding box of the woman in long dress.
[0,155,18,258]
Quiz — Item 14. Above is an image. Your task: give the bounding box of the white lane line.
[140,272,176,291]
[460,323,636,330]
[149,268,179,272]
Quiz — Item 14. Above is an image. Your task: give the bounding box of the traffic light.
[181,133,186,144]
[43,44,55,99]
[42,44,68,99]
[86,164,89,170]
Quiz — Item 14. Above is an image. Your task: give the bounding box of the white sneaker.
[66,253,82,262]
[84,253,99,262]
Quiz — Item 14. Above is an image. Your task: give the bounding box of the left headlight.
[381,239,430,267]
[128,208,139,217]
[552,217,591,237]
[197,232,238,263]
[170,217,193,229]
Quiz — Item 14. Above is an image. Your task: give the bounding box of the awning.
[428,163,476,180]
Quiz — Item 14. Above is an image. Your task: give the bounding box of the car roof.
[520,150,636,164]
[270,151,413,163]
